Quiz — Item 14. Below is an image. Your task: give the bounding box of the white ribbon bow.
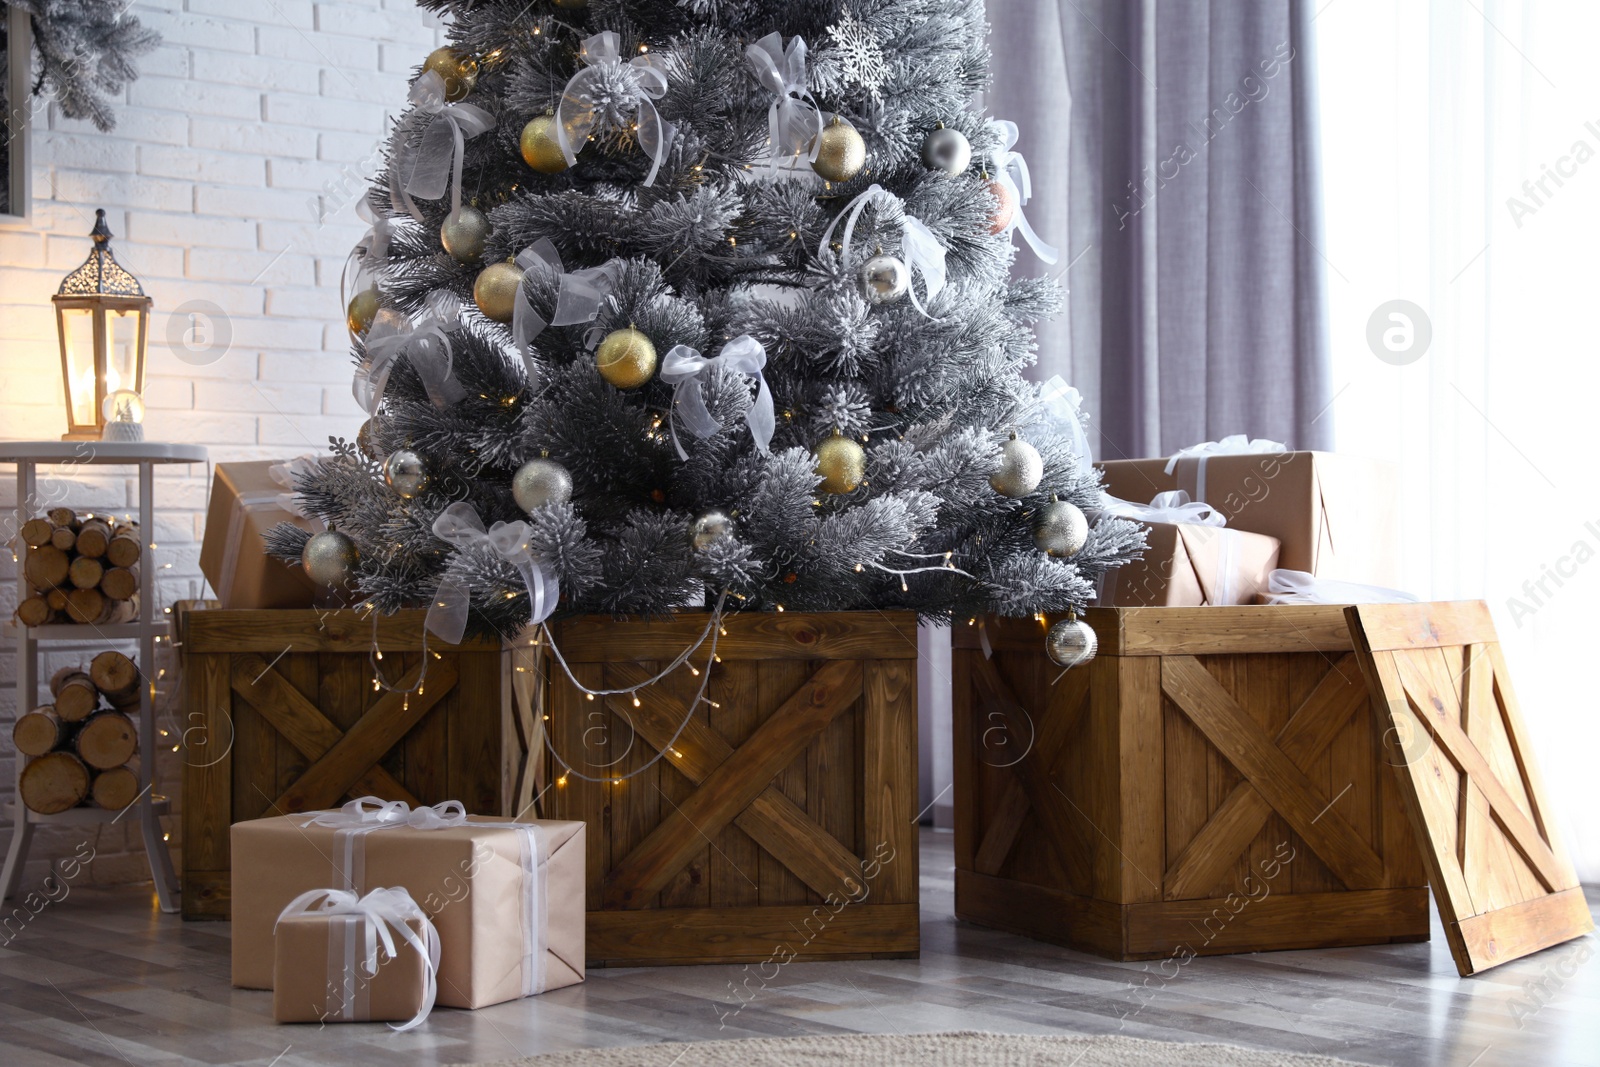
[658,335,775,461]
[1164,434,1288,474]
[268,454,321,518]
[1261,569,1419,605]
[818,184,948,319]
[1032,376,1094,478]
[354,291,470,414]
[341,200,394,328]
[1096,489,1227,527]
[512,238,620,383]
[744,33,824,172]
[276,886,441,1032]
[989,119,1059,264]
[557,32,677,187]
[426,502,560,644]
[389,70,495,224]
[303,796,470,831]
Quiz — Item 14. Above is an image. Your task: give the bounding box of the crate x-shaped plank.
[1346,601,1592,975]
[598,658,865,908]
[1158,653,1383,896]
[228,650,455,812]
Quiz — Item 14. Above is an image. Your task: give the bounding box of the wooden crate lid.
[180,607,501,653]
[549,609,919,662]
[955,606,1355,656]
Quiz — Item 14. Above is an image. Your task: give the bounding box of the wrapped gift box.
[233,809,585,1009]
[273,890,435,1026]
[1099,522,1280,607]
[1096,451,1400,586]
[199,460,318,609]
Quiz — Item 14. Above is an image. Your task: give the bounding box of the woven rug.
[463,1030,1367,1066]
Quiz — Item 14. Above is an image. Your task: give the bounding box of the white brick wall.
[0,0,445,892]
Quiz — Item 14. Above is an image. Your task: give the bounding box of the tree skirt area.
[457,1030,1372,1067]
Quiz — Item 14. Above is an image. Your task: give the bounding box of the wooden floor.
[0,830,1595,1067]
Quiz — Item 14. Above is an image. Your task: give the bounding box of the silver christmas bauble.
[1034,497,1088,558]
[512,458,573,514]
[990,433,1043,498]
[690,509,735,551]
[921,126,972,175]
[861,253,910,305]
[383,449,429,499]
[441,205,490,263]
[1046,617,1098,669]
[302,530,361,587]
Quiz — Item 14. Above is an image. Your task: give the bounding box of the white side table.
[1,440,208,914]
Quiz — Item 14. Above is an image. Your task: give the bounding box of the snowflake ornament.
[826,12,889,106]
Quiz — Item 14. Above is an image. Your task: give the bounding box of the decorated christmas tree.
[271,0,1144,665]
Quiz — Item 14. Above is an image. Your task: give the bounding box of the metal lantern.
[52,209,151,440]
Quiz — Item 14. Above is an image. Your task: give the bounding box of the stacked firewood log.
[13,652,143,814]
[12,508,142,626]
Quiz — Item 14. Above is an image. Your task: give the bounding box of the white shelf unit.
[0,440,208,914]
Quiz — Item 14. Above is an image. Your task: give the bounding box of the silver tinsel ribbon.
[989,119,1059,264]
[819,184,948,319]
[426,502,559,645]
[744,32,824,172]
[390,70,496,222]
[512,238,621,384]
[556,32,677,187]
[354,291,469,414]
[658,334,775,461]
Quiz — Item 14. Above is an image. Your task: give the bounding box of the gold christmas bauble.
[1034,496,1088,558]
[423,47,477,102]
[690,510,735,551]
[441,205,490,263]
[815,430,866,494]
[521,114,570,174]
[810,117,866,182]
[347,287,380,336]
[473,259,524,323]
[302,530,361,587]
[512,457,573,513]
[383,449,429,499]
[595,328,657,390]
[990,432,1043,498]
[1047,617,1098,669]
[987,178,1016,234]
[356,417,382,461]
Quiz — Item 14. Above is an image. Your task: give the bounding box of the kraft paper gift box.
[1096,448,1400,586]
[273,888,438,1027]
[1099,521,1280,607]
[233,804,586,1009]
[199,460,318,609]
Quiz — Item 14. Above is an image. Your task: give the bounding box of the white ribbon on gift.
[268,454,320,518]
[389,70,495,223]
[1096,489,1226,527]
[277,886,441,1031]
[425,502,560,645]
[1033,376,1094,478]
[818,184,948,319]
[1163,434,1288,505]
[512,238,620,383]
[658,335,775,461]
[989,119,1059,264]
[354,291,470,414]
[557,32,677,187]
[1260,569,1419,605]
[744,33,824,172]
[298,797,555,999]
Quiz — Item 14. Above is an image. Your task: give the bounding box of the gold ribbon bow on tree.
[556,31,677,187]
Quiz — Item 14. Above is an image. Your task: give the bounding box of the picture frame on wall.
[1,5,33,222]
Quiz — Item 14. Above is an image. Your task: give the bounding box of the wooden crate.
[953,607,1430,960]
[179,607,511,921]
[541,610,920,966]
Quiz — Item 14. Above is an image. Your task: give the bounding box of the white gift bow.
[989,119,1059,264]
[303,796,470,831]
[389,71,495,223]
[744,33,824,171]
[426,502,560,644]
[268,454,321,518]
[355,291,470,414]
[276,886,441,1032]
[1164,434,1288,505]
[512,238,620,383]
[1261,569,1419,605]
[1095,489,1227,527]
[1034,376,1094,478]
[658,335,775,461]
[818,184,948,319]
[556,31,677,187]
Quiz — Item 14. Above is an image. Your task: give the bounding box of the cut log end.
[69,555,105,590]
[13,708,70,758]
[90,651,140,702]
[105,534,142,569]
[100,566,139,601]
[15,597,53,628]
[54,678,101,723]
[91,765,141,811]
[24,545,71,591]
[20,752,91,814]
[75,520,112,558]
[21,518,54,549]
[76,711,138,770]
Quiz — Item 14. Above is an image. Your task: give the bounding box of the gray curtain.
[989,0,1332,460]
